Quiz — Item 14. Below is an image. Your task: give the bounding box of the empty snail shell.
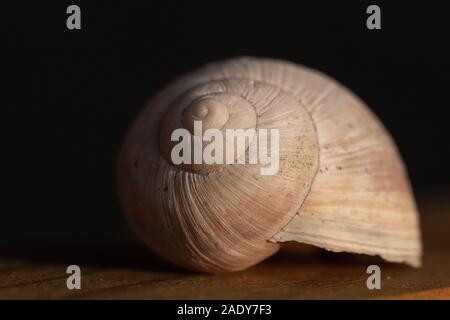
[117,57,422,273]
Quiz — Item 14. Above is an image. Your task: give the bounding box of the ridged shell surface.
[118,57,422,273]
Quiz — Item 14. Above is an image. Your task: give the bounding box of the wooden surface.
[0,191,449,299]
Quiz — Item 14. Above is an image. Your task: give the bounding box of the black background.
[4,1,450,246]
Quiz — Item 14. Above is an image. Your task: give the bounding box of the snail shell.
[118,57,422,273]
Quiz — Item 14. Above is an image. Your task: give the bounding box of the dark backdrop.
[4,1,450,245]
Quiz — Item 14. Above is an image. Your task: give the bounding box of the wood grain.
[0,191,448,299]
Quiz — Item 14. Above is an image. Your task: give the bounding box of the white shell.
[118,57,422,273]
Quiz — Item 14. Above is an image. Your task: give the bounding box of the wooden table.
[1,191,449,299]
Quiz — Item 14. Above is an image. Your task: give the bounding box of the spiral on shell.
[118,57,422,273]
